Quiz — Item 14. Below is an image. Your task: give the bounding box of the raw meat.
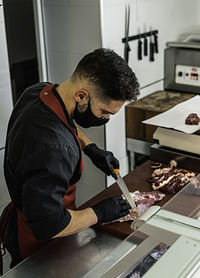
[148,160,195,194]
[109,191,165,223]
[185,113,200,125]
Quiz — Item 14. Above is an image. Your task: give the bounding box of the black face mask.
[73,101,109,128]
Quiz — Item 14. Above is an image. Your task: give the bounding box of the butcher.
[0,48,140,271]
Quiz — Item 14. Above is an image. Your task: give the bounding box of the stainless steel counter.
[2,228,122,278]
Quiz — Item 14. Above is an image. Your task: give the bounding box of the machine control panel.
[175,64,200,86]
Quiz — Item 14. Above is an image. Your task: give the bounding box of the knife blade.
[124,3,131,63]
[114,169,136,209]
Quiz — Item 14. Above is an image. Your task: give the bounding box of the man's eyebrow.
[101,109,115,115]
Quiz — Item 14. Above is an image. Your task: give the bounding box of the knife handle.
[138,39,142,60]
[113,168,119,175]
[154,32,158,53]
[124,44,131,64]
[150,42,154,62]
[144,36,148,56]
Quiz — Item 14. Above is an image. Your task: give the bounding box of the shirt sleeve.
[19,143,79,241]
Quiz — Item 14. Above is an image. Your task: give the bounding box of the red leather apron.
[16,84,83,259]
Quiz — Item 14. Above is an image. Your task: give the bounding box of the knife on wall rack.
[124,3,131,64]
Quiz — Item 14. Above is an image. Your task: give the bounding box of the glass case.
[83,175,200,278]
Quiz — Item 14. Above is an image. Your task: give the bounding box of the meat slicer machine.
[83,174,200,278]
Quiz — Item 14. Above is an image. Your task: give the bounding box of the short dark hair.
[73,48,140,102]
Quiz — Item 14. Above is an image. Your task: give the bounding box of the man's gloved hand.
[92,196,130,223]
[84,143,119,179]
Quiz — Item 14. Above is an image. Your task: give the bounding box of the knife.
[114,169,136,209]
[124,3,131,63]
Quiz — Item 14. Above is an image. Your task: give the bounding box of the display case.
[83,174,200,278]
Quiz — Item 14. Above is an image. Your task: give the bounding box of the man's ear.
[74,90,89,103]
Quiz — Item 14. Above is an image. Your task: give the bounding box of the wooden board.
[79,160,175,239]
[126,90,195,142]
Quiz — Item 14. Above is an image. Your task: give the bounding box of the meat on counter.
[106,190,165,223]
[185,113,200,125]
[148,160,196,194]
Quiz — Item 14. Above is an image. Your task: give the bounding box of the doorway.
[3,0,39,104]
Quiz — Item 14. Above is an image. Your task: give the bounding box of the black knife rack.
[122,30,158,43]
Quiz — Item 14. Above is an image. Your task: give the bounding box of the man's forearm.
[75,124,92,150]
[53,208,97,238]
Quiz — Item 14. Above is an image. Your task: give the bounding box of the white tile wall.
[106,106,126,144]
[46,51,73,83]
[0,150,10,210]
[0,12,10,87]
[76,125,105,206]
[197,2,200,25]
[138,80,164,100]
[101,0,200,88]
[0,84,13,147]
[101,0,200,184]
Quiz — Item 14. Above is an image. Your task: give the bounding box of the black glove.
[92,195,130,223]
[84,143,119,179]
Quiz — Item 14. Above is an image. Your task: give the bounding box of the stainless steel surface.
[127,138,152,155]
[116,173,136,209]
[127,137,152,171]
[2,228,122,278]
[83,230,149,278]
[85,226,179,278]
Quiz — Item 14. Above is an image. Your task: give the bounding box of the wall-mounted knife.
[124,4,131,63]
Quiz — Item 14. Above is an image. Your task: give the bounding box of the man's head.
[58,48,139,128]
[72,48,140,104]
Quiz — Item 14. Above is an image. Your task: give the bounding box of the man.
[0,48,139,271]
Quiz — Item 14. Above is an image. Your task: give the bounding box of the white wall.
[197,1,200,25]
[101,0,200,185]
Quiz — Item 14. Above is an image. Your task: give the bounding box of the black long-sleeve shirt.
[4,82,81,240]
